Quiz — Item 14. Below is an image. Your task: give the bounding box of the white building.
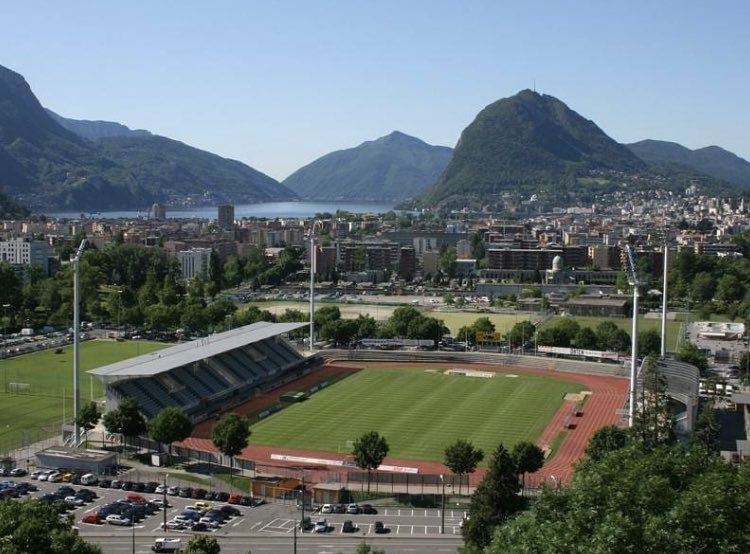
[0,238,50,275]
[176,248,212,281]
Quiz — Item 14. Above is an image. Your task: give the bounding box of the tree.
[183,535,221,554]
[0,498,102,553]
[488,444,750,553]
[691,271,716,303]
[511,441,545,489]
[444,439,484,494]
[507,321,536,348]
[320,318,358,346]
[206,249,223,299]
[632,356,674,448]
[148,407,194,463]
[352,431,389,492]
[574,326,598,349]
[440,246,458,279]
[102,396,147,451]
[639,328,662,358]
[690,399,720,455]
[585,425,630,462]
[595,320,630,352]
[675,340,709,375]
[211,413,250,483]
[75,401,100,447]
[463,443,523,549]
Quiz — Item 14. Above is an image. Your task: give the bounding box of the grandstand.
[90,321,315,422]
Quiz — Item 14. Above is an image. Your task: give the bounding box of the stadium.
[89,321,635,490]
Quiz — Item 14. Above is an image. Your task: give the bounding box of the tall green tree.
[690,399,720,455]
[675,340,709,375]
[211,413,250,483]
[75,401,100,448]
[444,439,484,495]
[511,441,545,490]
[507,321,536,348]
[148,407,194,463]
[488,444,750,553]
[0,499,102,553]
[102,396,147,451]
[632,356,674,448]
[463,443,523,549]
[584,425,629,462]
[352,431,390,492]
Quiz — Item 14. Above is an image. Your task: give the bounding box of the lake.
[49,201,397,220]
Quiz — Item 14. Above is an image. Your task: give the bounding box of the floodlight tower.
[72,239,87,445]
[624,244,642,427]
[308,221,322,353]
[661,243,669,358]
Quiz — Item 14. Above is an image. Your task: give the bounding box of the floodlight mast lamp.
[72,239,88,445]
[308,221,322,353]
[624,244,642,428]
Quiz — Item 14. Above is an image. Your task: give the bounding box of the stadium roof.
[89,321,306,381]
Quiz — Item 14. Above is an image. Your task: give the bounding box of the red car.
[81,513,102,525]
[126,493,146,504]
[227,494,241,505]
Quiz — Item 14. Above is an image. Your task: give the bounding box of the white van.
[152,538,182,552]
[81,473,98,485]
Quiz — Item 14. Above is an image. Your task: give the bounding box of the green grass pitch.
[249,367,584,463]
[0,340,166,449]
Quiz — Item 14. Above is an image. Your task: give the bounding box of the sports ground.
[186,361,629,485]
[0,340,165,450]
[249,367,583,462]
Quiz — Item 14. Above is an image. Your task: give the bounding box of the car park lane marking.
[247,521,264,531]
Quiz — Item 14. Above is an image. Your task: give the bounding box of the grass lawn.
[249,367,583,463]
[0,340,166,449]
[429,312,538,335]
[552,316,683,352]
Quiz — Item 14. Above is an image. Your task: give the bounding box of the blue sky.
[1,1,748,181]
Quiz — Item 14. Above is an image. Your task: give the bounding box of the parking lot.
[1,474,466,538]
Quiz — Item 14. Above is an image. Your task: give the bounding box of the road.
[86,534,463,554]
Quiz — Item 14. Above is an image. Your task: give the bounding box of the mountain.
[283,131,452,202]
[46,109,152,140]
[96,135,289,206]
[627,139,750,189]
[421,90,739,208]
[0,64,295,210]
[422,90,648,206]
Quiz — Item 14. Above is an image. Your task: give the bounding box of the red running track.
[180,361,628,486]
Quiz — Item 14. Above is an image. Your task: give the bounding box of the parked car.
[81,513,103,525]
[313,518,328,533]
[105,514,131,526]
[9,468,27,477]
[360,504,377,514]
[227,494,241,504]
[99,479,112,489]
[191,522,210,532]
[155,484,167,494]
[219,505,240,517]
[64,496,85,507]
[30,470,44,480]
[346,503,359,514]
[162,519,186,530]
[215,492,229,502]
[342,520,357,533]
[320,504,333,514]
[198,517,220,529]
[167,486,180,496]
[178,487,193,498]
[299,516,312,531]
[374,521,387,534]
[80,473,98,485]
[332,504,346,514]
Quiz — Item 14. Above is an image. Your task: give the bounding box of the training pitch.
[0,340,165,448]
[249,367,584,463]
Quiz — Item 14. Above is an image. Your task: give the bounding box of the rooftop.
[89,321,306,381]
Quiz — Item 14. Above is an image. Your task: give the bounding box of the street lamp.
[439,474,446,534]
[162,473,169,532]
[2,303,8,392]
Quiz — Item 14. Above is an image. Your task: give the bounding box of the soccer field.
[250,367,583,463]
[0,340,166,450]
